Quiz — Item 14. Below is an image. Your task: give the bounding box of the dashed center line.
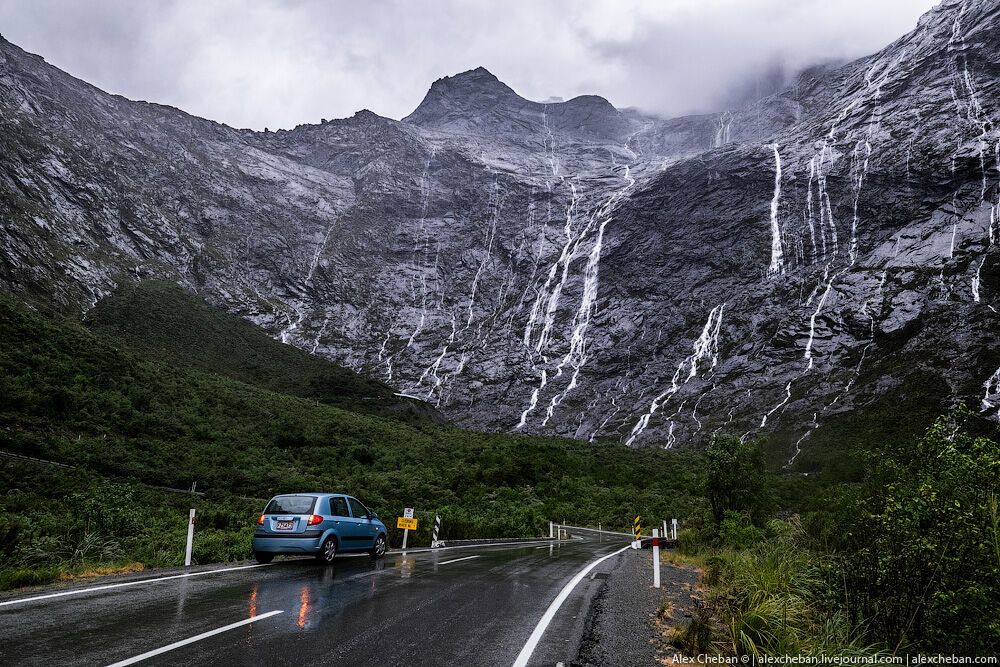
[0,563,271,608]
[106,610,284,666]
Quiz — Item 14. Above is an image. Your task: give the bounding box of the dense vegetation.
[675,415,1000,656]
[0,287,704,589]
[85,281,439,425]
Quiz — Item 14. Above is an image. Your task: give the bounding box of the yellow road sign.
[633,515,641,539]
[397,517,418,530]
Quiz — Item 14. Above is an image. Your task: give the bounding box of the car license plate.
[277,520,294,530]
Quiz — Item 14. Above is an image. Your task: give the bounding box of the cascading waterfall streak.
[767,144,784,276]
[625,303,725,446]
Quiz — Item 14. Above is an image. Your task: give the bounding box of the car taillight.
[257,514,265,525]
[307,514,322,526]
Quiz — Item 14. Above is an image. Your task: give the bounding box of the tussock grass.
[706,520,884,658]
[59,562,145,581]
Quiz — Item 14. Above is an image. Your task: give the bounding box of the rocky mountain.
[1,0,998,469]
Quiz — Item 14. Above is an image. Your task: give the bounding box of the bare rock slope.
[1,0,999,467]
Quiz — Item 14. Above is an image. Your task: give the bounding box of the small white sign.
[403,507,414,519]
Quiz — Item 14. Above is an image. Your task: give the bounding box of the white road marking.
[438,555,480,565]
[0,563,271,608]
[512,545,631,667]
[105,610,284,666]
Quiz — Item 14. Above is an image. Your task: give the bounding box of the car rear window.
[264,496,316,515]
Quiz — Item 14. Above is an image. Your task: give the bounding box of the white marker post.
[663,520,668,539]
[549,521,554,539]
[671,518,678,541]
[652,528,661,588]
[184,509,196,567]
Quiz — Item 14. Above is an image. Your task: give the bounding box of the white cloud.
[0,0,938,129]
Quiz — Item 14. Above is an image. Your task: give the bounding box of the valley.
[1,1,998,469]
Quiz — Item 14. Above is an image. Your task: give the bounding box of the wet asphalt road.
[1,538,637,666]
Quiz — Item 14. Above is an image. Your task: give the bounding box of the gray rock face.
[1,0,999,466]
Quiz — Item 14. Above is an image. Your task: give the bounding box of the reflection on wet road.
[1,538,634,666]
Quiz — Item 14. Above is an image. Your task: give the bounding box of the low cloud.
[0,0,938,129]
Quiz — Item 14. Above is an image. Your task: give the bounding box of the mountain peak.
[403,67,524,128]
[456,66,498,79]
[427,67,517,97]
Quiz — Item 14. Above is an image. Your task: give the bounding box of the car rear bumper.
[252,530,323,554]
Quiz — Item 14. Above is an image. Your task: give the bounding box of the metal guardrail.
[559,524,678,549]
[0,449,269,501]
[0,449,73,468]
[433,536,555,547]
[559,524,634,538]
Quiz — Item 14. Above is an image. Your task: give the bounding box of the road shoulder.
[572,548,700,666]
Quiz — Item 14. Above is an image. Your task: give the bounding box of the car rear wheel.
[254,551,274,564]
[370,534,387,559]
[317,536,337,564]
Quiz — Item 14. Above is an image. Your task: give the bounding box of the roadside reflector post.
[663,520,668,540]
[598,522,601,542]
[671,518,678,541]
[652,528,661,588]
[184,509,196,567]
[549,521,554,539]
[431,514,442,548]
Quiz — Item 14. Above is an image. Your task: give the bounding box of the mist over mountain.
[0,0,937,129]
[1,0,998,470]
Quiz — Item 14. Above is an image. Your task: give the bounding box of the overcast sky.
[0,0,938,130]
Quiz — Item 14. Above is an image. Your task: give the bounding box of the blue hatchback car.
[252,493,388,564]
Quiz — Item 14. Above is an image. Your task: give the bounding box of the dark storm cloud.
[0,0,938,129]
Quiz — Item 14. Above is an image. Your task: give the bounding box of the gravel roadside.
[571,548,702,666]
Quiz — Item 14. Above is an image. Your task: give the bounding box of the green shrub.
[833,409,1000,654]
[718,512,766,550]
[191,529,253,565]
[0,567,61,590]
[677,527,712,555]
[671,611,716,655]
[17,531,124,567]
[704,435,776,525]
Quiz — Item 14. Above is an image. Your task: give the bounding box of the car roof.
[272,492,351,498]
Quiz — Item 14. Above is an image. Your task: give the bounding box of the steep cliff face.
[1,0,998,468]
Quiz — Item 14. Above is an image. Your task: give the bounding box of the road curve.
[1,537,638,666]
